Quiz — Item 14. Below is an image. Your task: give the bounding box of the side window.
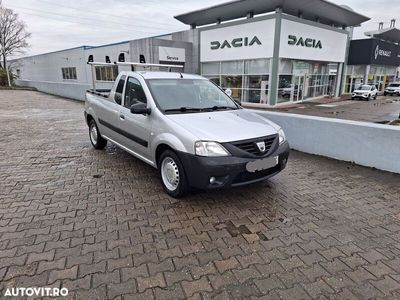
[124,77,147,108]
[114,75,126,105]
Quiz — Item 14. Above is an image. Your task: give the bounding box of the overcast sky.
[2,0,398,57]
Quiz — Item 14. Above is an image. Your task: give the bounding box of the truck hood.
[165,109,279,143]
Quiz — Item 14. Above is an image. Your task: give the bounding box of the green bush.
[0,68,14,86]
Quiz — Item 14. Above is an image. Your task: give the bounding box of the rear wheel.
[374,94,377,100]
[158,150,188,198]
[89,119,107,149]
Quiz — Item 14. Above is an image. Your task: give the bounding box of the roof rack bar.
[87,62,114,66]
[115,61,184,69]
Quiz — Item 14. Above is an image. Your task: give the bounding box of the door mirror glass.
[225,88,232,97]
[130,103,151,115]
[115,94,122,105]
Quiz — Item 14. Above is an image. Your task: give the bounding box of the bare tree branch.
[0,2,31,76]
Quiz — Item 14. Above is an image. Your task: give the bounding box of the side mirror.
[130,103,151,115]
[115,94,122,105]
[225,88,232,97]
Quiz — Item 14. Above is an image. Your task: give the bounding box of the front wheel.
[367,95,370,101]
[374,94,377,100]
[89,119,107,150]
[158,150,188,198]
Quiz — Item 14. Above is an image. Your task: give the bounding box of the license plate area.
[246,156,278,173]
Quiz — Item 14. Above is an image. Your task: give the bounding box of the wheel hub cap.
[90,125,98,144]
[161,157,180,191]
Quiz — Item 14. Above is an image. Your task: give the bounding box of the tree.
[0,0,31,86]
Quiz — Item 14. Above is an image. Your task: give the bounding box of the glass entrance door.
[292,75,305,102]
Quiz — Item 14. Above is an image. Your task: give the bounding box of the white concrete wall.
[15,79,90,101]
[254,111,400,174]
[13,47,88,84]
[12,42,132,99]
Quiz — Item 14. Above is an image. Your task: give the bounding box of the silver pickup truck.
[84,68,289,197]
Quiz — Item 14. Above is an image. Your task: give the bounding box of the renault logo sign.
[210,36,262,50]
[374,45,391,60]
[288,35,322,49]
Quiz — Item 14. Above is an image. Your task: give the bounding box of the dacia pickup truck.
[84,69,289,197]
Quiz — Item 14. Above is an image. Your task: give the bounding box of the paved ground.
[261,96,400,124]
[1,90,400,300]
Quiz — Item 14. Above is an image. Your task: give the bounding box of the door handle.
[120,114,125,120]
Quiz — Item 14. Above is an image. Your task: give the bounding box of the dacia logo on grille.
[210,36,262,50]
[256,141,266,153]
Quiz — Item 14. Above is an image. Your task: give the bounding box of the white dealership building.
[14,0,372,106]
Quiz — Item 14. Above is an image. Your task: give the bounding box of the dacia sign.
[279,19,347,62]
[210,36,262,50]
[200,19,275,62]
[288,35,322,49]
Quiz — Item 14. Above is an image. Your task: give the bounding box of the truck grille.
[232,135,277,156]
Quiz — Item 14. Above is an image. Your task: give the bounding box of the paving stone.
[37,257,66,274]
[107,280,137,299]
[214,257,239,273]
[254,275,285,294]
[370,275,400,295]
[165,269,192,286]
[79,260,106,277]
[364,261,397,278]
[277,284,310,300]
[92,270,121,288]
[181,277,213,297]
[137,273,166,292]
[301,279,335,298]
[232,266,262,283]
[48,266,78,284]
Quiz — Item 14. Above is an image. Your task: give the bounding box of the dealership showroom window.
[199,15,348,107]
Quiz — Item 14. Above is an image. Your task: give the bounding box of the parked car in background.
[85,64,289,197]
[280,84,302,98]
[351,85,378,100]
[384,83,400,96]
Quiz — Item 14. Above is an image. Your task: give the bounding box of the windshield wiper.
[203,105,237,111]
[164,107,204,113]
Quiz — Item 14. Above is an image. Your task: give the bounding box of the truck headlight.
[195,141,230,157]
[278,128,286,144]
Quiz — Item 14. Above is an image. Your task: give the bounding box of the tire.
[158,150,188,198]
[384,92,387,96]
[351,97,355,100]
[374,94,377,100]
[367,95,370,101]
[89,119,107,150]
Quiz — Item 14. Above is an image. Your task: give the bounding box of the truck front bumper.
[177,141,289,190]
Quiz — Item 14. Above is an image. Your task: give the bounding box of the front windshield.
[389,84,400,87]
[147,79,238,113]
[360,85,372,91]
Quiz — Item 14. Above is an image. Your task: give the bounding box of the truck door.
[96,75,126,145]
[118,76,152,159]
